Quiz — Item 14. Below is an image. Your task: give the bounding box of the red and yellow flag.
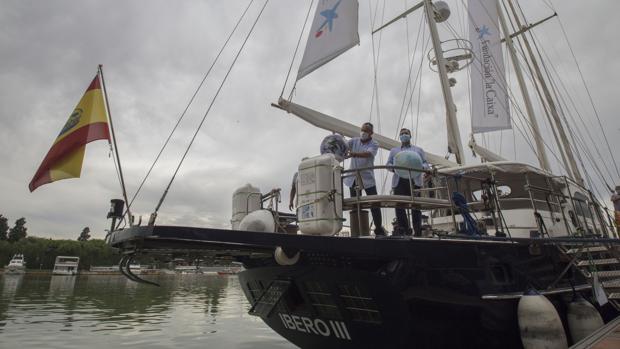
[29,75,110,192]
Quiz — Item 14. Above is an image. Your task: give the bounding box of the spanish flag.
[29,74,110,192]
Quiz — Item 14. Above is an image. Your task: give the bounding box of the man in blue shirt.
[386,128,428,236]
[344,122,386,236]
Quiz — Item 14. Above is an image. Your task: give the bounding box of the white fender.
[518,290,568,349]
[274,246,300,266]
[238,210,276,232]
[567,295,604,343]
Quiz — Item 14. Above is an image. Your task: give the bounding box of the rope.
[452,191,481,236]
[280,0,315,99]
[552,3,620,179]
[152,0,270,217]
[126,0,255,212]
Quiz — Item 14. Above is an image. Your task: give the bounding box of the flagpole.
[98,64,133,227]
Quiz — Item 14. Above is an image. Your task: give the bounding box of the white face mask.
[360,131,370,141]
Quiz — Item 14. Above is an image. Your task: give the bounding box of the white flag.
[297,0,359,80]
[469,0,511,133]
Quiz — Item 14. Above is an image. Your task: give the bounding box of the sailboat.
[107,0,620,347]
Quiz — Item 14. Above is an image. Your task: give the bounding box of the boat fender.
[274,246,300,266]
[238,210,276,232]
[517,289,568,349]
[567,294,604,343]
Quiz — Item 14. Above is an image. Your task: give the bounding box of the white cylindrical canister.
[231,184,261,230]
[297,154,343,235]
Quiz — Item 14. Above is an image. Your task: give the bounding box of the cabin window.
[472,185,511,201]
[572,192,592,219]
[304,281,342,320]
[338,284,382,324]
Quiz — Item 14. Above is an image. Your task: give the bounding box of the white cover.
[469,0,511,133]
[297,154,343,235]
[231,183,261,230]
[297,0,359,80]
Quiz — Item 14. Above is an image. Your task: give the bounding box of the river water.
[0,273,295,348]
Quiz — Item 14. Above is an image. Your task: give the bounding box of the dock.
[571,317,620,349]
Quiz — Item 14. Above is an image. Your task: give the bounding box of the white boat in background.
[52,256,79,275]
[5,254,26,274]
[174,265,201,274]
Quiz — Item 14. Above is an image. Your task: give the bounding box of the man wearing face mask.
[344,122,386,236]
[387,128,429,236]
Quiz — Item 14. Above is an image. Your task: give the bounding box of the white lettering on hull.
[278,313,351,340]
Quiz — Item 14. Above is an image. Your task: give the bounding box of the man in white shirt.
[386,128,428,236]
[344,122,386,236]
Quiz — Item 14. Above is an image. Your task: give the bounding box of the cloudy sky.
[1,0,618,240]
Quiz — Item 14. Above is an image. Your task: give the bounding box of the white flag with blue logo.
[297,0,359,80]
[469,0,511,133]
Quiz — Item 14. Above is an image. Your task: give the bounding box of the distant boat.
[52,256,79,276]
[5,254,26,275]
[174,265,201,274]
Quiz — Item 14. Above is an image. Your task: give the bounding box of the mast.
[423,0,464,165]
[505,0,584,185]
[496,0,550,172]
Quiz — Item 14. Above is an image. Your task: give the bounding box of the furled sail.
[297,0,360,80]
[469,0,511,133]
[276,98,458,168]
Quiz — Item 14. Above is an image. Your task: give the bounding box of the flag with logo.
[469,0,511,133]
[297,0,359,80]
[29,74,110,192]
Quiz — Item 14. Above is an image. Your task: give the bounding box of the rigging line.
[501,1,569,176]
[395,12,425,136]
[368,0,385,124]
[553,5,620,179]
[398,0,415,134]
[126,0,255,211]
[280,0,315,99]
[414,20,426,144]
[533,34,617,187]
[152,0,270,215]
[400,34,430,135]
[368,0,388,197]
[529,29,617,187]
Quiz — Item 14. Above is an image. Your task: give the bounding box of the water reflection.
[0,274,293,348]
[2,274,24,298]
[49,275,76,295]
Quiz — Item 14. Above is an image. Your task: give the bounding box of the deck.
[571,317,620,349]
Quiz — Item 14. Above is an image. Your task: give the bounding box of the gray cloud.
[1,0,618,239]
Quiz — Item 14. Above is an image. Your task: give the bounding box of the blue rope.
[452,192,481,236]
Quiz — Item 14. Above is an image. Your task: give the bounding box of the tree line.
[0,214,121,270]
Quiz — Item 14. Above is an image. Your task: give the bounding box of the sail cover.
[469,0,511,133]
[297,0,359,80]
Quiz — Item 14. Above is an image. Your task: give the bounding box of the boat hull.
[106,225,618,348]
[235,239,585,349]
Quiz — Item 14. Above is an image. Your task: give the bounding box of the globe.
[394,151,423,179]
